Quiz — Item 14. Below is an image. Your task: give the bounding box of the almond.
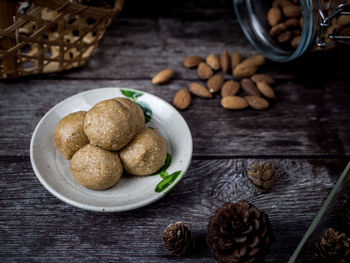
[207,74,224,93]
[241,54,266,67]
[267,7,282,26]
[189,83,212,98]
[220,50,230,73]
[272,0,293,8]
[270,23,287,37]
[251,74,275,84]
[173,88,191,110]
[183,56,204,68]
[152,69,174,84]
[241,78,261,96]
[221,96,249,110]
[221,80,240,97]
[292,29,301,36]
[256,81,277,99]
[291,36,301,48]
[197,62,213,79]
[278,30,292,43]
[233,63,258,78]
[338,15,350,26]
[206,54,220,70]
[231,51,242,70]
[284,18,299,28]
[244,96,269,110]
[282,5,301,17]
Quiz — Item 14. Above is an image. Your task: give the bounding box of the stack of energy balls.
[54,98,167,190]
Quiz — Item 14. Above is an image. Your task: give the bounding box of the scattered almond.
[233,63,258,78]
[206,54,220,70]
[221,80,240,97]
[256,82,277,99]
[183,56,204,68]
[241,78,261,96]
[231,51,242,70]
[152,69,174,84]
[189,83,212,98]
[207,74,224,93]
[220,50,230,73]
[244,96,269,110]
[282,5,301,17]
[221,96,249,110]
[251,74,275,84]
[267,7,282,27]
[241,54,266,67]
[173,88,191,110]
[197,62,213,79]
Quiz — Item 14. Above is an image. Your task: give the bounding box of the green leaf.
[151,153,171,176]
[121,89,143,101]
[160,170,169,179]
[169,170,182,179]
[133,92,143,100]
[155,170,181,193]
[160,154,171,172]
[137,101,152,123]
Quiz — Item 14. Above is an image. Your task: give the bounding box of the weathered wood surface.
[1,79,350,157]
[0,157,348,262]
[1,0,350,262]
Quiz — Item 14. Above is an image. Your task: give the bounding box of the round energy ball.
[83,99,136,151]
[70,144,123,190]
[54,111,89,160]
[120,128,167,176]
[113,97,145,134]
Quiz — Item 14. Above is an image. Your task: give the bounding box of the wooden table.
[1,0,350,262]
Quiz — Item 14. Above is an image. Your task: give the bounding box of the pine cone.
[207,200,273,263]
[162,221,192,256]
[344,198,350,233]
[247,162,278,192]
[315,228,350,262]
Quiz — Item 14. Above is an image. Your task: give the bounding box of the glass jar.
[233,0,350,62]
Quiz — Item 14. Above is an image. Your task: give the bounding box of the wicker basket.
[0,0,124,79]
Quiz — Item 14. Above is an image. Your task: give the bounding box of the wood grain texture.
[0,157,347,262]
[1,0,350,262]
[1,79,350,157]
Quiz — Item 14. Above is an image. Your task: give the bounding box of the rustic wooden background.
[1,0,350,262]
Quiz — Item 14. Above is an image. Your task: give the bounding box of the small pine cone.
[344,198,350,233]
[162,221,192,256]
[247,162,279,192]
[207,200,274,263]
[315,228,350,262]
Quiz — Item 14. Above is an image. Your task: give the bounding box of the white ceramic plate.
[30,88,192,212]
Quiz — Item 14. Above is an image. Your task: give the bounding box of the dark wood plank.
[1,79,350,157]
[0,157,347,262]
[8,16,347,82]
[1,1,349,262]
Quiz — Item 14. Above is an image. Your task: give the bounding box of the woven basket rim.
[31,0,124,19]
